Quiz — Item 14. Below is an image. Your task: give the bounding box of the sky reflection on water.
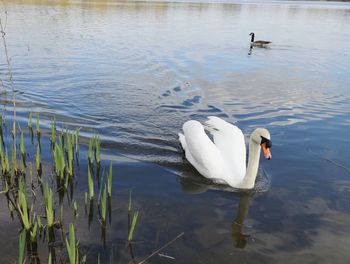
[0,0,350,263]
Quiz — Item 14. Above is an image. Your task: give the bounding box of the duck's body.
[249,32,271,47]
[178,117,272,189]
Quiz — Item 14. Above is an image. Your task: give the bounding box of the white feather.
[179,117,246,187]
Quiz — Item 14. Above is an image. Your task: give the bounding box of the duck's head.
[251,128,272,160]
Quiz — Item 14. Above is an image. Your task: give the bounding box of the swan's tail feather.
[178,133,187,151]
[205,116,230,129]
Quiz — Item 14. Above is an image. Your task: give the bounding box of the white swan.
[178,116,272,189]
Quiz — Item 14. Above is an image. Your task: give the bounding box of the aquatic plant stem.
[1,16,17,173]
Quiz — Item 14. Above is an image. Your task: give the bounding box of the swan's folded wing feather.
[182,120,225,179]
[205,116,246,177]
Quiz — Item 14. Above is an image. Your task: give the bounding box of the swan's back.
[179,117,247,187]
[180,120,225,179]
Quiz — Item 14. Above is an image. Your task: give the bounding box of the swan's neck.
[239,138,261,189]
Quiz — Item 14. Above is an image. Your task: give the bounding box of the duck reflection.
[248,43,271,55]
[179,176,252,249]
[248,45,253,55]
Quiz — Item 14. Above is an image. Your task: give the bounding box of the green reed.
[60,204,64,225]
[108,161,112,197]
[88,163,94,200]
[20,130,25,157]
[11,144,18,176]
[66,223,77,264]
[54,141,65,180]
[18,229,26,264]
[95,135,101,164]
[30,217,38,242]
[44,183,54,228]
[36,144,41,176]
[84,192,88,209]
[66,131,74,177]
[28,112,32,129]
[2,148,9,175]
[88,138,93,165]
[0,133,3,158]
[17,188,30,230]
[73,200,78,218]
[128,210,139,242]
[36,114,40,136]
[8,197,14,214]
[101,183,107,223]
[37,215,42,230]
[75,128,79,156]
[51,118,56,145]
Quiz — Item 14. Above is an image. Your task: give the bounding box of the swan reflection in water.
[179,176,254,249]
[231,194,251,248]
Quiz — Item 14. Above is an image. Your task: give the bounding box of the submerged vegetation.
[0,14,131,261]
[0,10,185,263]
[0,111,134,263]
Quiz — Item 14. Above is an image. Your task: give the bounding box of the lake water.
[1,0,350,263]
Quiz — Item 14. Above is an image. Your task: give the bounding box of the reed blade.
[88,163,94,200]
[18,229,26,264]
[128,210,139,242]
[108,161,112,197]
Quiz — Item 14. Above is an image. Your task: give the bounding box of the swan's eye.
[261,136,272,148]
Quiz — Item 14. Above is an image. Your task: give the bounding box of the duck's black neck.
[250,33,255,42]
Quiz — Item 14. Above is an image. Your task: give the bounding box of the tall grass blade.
[44,183,54,228]
[36,143,41,175]
[36,114,40,136]
[101,183,107,223]
[74,128,79,155]
[17,190,30,230]
[18,229,26,264]
[20,130,25,156]
[11,144,17,176]
[65,223,76,264]
[66,131,74,177]
[2,148,10,175]
[88,163,94,200]
[51,118,56,145]
[30,220,38,242]
[73,200,78,218]
[54,142,65,180]
[95,135,100,164]
[88,138,93,165]
[128,210,139,242]
[48,252,52,264]
[108,161,112,197]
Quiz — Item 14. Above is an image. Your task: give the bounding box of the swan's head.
[251,128,272,160]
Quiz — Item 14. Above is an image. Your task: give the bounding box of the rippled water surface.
[1,0,350,263]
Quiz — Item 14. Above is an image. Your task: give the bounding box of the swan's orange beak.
[261,143,271,160]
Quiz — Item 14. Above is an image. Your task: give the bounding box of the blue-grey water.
[1,0,350,263]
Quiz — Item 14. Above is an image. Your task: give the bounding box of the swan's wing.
[180,120,225,179]
[204,116,246,177]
